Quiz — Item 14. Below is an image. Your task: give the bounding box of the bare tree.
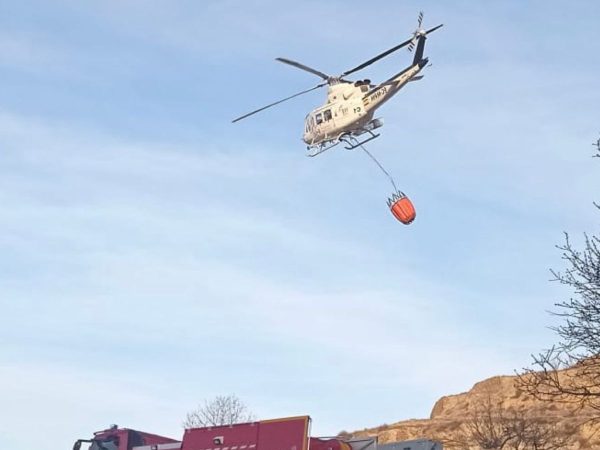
[517,142,600,418]
[464,398,512,449]
[516,420,569,450]
[448,396,568,450]
[505,413,570,450]
[184,394,256,428]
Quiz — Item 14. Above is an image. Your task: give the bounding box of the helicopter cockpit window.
[323,110,332,121]
[315,113,323,125]
[360,85,369,93]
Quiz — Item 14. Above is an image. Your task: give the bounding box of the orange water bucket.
[387,192,416,224]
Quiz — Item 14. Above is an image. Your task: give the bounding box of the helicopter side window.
[323,110,332,121]
[315,113,323,125]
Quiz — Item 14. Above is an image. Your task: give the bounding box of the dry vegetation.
[350,371,598,449]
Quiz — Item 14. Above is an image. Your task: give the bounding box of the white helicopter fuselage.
[232,14,443,153]
[303,62,423,147]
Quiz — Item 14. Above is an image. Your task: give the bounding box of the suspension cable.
[353,139,398,193]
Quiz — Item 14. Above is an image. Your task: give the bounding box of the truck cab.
[73,426,179,450]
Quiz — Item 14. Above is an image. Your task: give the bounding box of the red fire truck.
[72,416,369,450]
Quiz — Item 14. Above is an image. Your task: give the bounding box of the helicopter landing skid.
[341,130,380,150]
[306,140,341,157]
[306,129,380,157]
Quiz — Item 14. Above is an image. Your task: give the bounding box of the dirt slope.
[352,371,598,449]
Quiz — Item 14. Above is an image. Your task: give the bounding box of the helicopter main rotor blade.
[276,57,330,80]
[340,23,444,77]
[232,82,326,123]
[424,24,444,35]
[340,37,414,77]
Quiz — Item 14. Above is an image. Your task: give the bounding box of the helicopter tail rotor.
[408,11,425,52]
[407,11,424,53]
[406,12,443,66]
[407,12,443,54]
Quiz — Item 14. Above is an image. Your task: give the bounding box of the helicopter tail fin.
[408,14,443,66]
[412,34,426,66]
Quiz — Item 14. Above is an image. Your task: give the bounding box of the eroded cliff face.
[352,372,598,449]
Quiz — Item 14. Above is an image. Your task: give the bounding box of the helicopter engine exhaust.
[366,118,384,131]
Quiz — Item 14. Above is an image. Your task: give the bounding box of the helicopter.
[232,12,443,158]
[233,13,442,224]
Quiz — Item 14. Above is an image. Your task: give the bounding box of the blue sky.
[1,1,599,449]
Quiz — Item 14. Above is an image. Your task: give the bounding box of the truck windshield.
[89,439,119,450]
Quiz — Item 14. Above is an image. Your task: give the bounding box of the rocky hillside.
[352,372,598,449]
